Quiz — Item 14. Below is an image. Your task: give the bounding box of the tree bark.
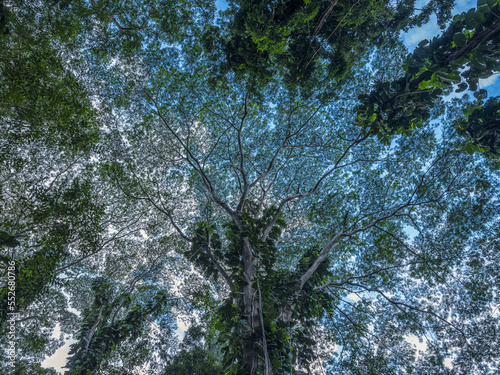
[241,237,261,373]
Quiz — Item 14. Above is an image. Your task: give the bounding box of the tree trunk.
[241,237,261,373]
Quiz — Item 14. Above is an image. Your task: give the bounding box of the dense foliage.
[203,0,455,92]
[1,0,499,374]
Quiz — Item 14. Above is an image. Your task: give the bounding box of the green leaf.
[0,231,20,248]
[456,82,468,93]
[477,0,490,12]
[418,80,431,90]
[470,51,487,70]
[464,142,476,154]
[214,321,225,331]
[453,32,467,47]
[474,89,488,99]
[465,9,484,28]
[469,79,479,91]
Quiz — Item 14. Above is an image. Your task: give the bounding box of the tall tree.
[107,52,498,372]
[1,0,499,374]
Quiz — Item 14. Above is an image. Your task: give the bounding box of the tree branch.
[262,132,368,241]
[90,0,149,31]
[145,92,240,225]
[237,94,249,212]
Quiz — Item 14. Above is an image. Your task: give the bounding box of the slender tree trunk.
[241,237,261,373]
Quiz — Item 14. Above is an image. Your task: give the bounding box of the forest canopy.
[1,0,500,374]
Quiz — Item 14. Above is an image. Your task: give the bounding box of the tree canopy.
[1,0,500,374]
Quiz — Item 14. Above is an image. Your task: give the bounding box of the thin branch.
[310,0,339,42]
[84,306,103,354]
[90,0,149,31]
[145,92,239,224]
[341,281,468,338]
[304,0,361,69]
[262,133,367,242]
[55,217,144,273]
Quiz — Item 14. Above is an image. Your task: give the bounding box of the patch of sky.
[479,73,500,97]
[160,41,183,51]
[42,291,81,373]
[216,0,228,11]
[389,134,402,151]
[42,337,77,374]
[345,293,361,302]
[403,225,419,240]
[493,305,499,318]
[444,357,454,369]
[363,50,376,76]
[402,14,440,50]
[429,118,443,139]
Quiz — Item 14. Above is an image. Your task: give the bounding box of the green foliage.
[0,230,20,248]
[355,0,500,154]
[188,222,225,281]
[2,0,500,374]
[0,33,99,158]
[163,347,224,375]
[455,97,500,156]
[203,0,454,93]
[13,361,59,375]
[193,209,341,374]
[0,177,104,324]
[0,2,10,35]
[65,278,173,374]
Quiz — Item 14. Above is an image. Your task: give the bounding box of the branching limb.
[145,92,240,224]
[262,133,367,241]
[112,166,193,242]
[316,258,454,291]
[55,214,145,273]
[339,281,468,338]
[90,0,149,31]
[237,94,250,212]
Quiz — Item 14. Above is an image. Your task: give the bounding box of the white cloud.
[42,338,77,374]
[444,357,453,369]
[479,73,499,89]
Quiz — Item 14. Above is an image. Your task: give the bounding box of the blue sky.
[402,0,477,49]
[216,0,228,11]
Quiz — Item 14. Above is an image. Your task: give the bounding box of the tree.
[109,46,498,372]
[162,325,224,375]
[63,277,176,374]
[1,0,500,374]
